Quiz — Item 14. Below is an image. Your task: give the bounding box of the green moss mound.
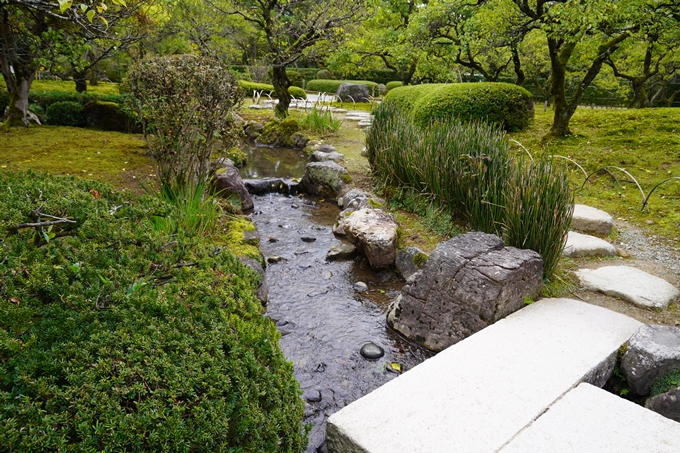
[0,171,307,452]
[82,100,135,132]
[257,117,306,148]
[238,80,307,99]
[306,79,379,95]
[385,82,534,131]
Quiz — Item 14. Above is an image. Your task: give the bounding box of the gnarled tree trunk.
[3,71,35,129]
[271,65,291,119]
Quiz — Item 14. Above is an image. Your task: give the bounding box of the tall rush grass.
[366,103,573,279]
[300,107,342,135]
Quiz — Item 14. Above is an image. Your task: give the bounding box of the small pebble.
[301,236,317,243]
[354,282,368,292]
[360,342,385,360]
[303,389,322,403]
[291,204,299,209]
[268,236,278,242]
[267,256,283,263]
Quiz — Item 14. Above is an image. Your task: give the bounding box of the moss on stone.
[413,252,428,268]
[257,117,305,147]
[219,215,264,266]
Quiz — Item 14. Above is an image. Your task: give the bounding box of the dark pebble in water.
[307,288,330,297]
[301,236,317,243]
[267,256,283,263]
[294,249,309,255]
[314,362,327,373]
[291,203,299,209]
[360,342,385,360]
[268,236,278,242]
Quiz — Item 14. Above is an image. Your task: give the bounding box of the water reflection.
[239,141,307,179]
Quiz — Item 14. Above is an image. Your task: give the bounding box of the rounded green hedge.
[385,82,534,131]
[45,100,86,127]
[306,79,380,95]
[316,69,333,80]
[385,81,403,92]
[0,171,307,452]
[238,80,307,99]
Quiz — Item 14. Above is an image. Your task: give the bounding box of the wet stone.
[303,389,323,403]
[360,342,385,360]
[354,282,369,292]
[327,244,357,261]
[267,256,283,263]
[301,236,317,243]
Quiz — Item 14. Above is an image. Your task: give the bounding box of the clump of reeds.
[300,107,342,135]
[366,103,573,279]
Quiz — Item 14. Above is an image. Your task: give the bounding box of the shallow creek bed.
[251,194,431,453]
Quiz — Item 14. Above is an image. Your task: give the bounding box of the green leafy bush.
[385,81,403,92]
[82,100,136,132]
[238,80,307,99]
[29,90,124,110]
[45,101,86,127]
[366,103,571,278]
[306,79,380,95]
[0,171,307,452]
[316,69,334,80]
[385,82,534,131]
[125,55,243,192]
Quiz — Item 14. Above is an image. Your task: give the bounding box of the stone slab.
[499,383,680,453]
[562,231,617,258]
[575,265,680,309]
[326,298,642,453]
[572,204,614,235]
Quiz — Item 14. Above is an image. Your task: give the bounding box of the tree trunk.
[271,65,291,119]
[73,70,88,93]
[547,38,574,137]
[630,80,648,108]
[511,46,525,86]
[3,71,35,129]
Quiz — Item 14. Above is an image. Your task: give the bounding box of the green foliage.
[367,103,572,278]
[385,81,403,91]
[125,55,243,192]
[0,171,307,452]
[238,80,307,99]
[29,90,125,111]
[257,117,306,147]
[299,107,342,135]
[385,82,535,131]
[306,79,380,95]
[222,147,248,167]
[650,368,680,397]
[316,69,334,80]
[45,101,85,127]
[82,100,135,132]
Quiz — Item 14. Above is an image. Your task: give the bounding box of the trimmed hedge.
[238,80,307,99]
[306,79,380,95]
[385,81,403,92]
[29,90,125,110]
[385,82,534,131]
[82,100,138,132]
[0,171,307,452]
[45,101,86,127]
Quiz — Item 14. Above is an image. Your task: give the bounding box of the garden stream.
[245,144,431,452]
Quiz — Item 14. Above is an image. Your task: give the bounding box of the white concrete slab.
[499,383,680,453]
[576,265,680,309]
[572,204,614,235]
[562,231,617,257]
[326,298,642,453]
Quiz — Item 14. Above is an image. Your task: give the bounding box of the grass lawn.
[509,107,680,244]
[1,126,153,192]
[30,79,121,95]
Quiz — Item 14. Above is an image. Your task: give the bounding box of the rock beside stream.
[209,158,253,212]
[344,209,399,269]
[622,324,680,395]
[387,232,543,352]
[299,161,352,198]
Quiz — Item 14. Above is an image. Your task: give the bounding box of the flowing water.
[239,141,307,179]
[251,194,431,452]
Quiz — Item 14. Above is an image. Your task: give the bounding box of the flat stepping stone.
[327,298,641,453]
[572,204,614,235]
[499,383,680,453]
[575,265,680,309]
[562,231,617,258]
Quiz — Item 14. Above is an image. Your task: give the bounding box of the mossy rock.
[82,100,130,131]
[256,117,307,148]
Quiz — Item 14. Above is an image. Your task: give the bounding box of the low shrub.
[45,100,85,127]
[385,81,403,91]
[316,69,334,80]
[238,80,307,99]
[385,82,534,131]
[366,103,572,279]
[306,79,380,96]
[82,100,134,132]
[29,90,124,111]
[0,171,307,452]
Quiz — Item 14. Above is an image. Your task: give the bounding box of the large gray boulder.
[387,232,544,352]
[336,83,370,102]
[343,208,399,269]
[210,159,253,212]
[622,324,680,395]
[645,387,680,422]
[299,161,351,198]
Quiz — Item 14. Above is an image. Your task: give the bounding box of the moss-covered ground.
[30,79,121,95]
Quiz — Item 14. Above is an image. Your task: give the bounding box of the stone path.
[327,298,663,453]
[566,204,680,311]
